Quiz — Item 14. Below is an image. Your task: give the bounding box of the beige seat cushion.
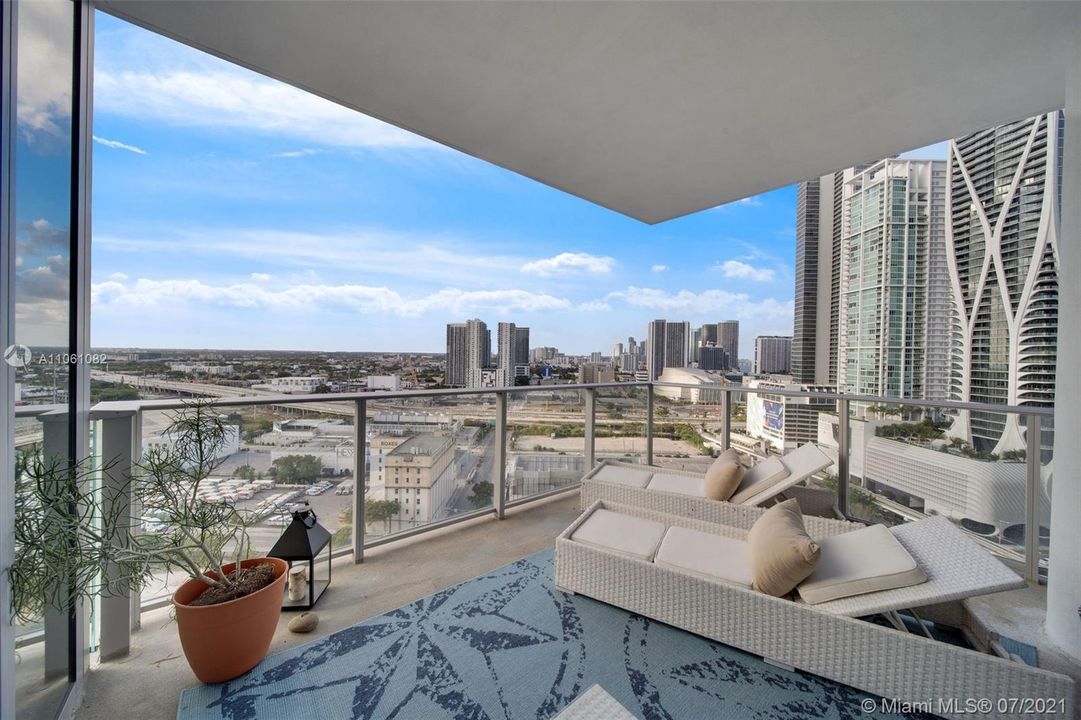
[645,472,702,497]
[729,456,790,504]
[570,508,668,561]
[654,526,752,587]
[797,524,926,604]
[591,464,652,488]
[746,498,821,596]
[704,460,744,501]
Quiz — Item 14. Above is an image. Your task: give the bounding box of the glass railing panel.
[838,399,1047,572]
[235,399,357,557]
[363,392,496,540]
[650,384,720,472]
[593,386,648,465]
[506,388,585,501]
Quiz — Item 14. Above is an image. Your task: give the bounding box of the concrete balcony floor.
[75,493,582,720]
[71,490,1081,718]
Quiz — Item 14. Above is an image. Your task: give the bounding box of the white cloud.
[250,273,273,282]
[605,286,793,321]
[270,149,322,158]
[710,196,765,212]
[577,300,612,312]
[94,68,434,150]
[717,259,775,283]
[651,264,669,273]
[520,252,615,277]
[15,1,73,140]
[108,272,128,281]
[92,278,572,317]
[93,135,148,155]
[95,227,523,287]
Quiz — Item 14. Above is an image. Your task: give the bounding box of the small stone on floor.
[288,612,319,633]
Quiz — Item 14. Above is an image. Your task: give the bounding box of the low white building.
[254,376,328,394]
[745,376,835,453]
[507,454,585,500]
[817,415,1051,541]
[366,374,401,391]
[144,423,240,465]
[655,367,725,404]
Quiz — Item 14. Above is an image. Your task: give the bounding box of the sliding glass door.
[2,1,93,717]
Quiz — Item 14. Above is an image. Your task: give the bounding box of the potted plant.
[10,402,288,683]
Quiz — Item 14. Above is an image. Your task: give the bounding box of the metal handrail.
[83,380,1053,418]
[17,377,1051,659]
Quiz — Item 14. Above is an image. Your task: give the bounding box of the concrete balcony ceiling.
[96,1,1080,224]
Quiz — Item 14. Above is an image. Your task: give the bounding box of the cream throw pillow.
[704,459,743,501]
[747,498,821,597]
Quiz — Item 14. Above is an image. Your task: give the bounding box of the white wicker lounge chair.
[555,501,1075,719]
[582,443,842,523]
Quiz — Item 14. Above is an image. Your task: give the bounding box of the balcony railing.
[13,380,1052,663]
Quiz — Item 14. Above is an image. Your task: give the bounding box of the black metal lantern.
[268,503,331,610]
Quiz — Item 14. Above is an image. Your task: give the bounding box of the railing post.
[38,412,70,680]
[583,388,596,470]
[352,399,366,564]
[98,410,140,661]
[836,398,850,518]
[721,389,731,451]
[645,384,655,466]
[494,392,507,519]
[1024,413,1041,583]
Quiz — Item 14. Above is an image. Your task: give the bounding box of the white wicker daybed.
[555,500,1075,719]
[582,443,842,522]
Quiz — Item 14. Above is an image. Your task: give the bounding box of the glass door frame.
[1,1,95,717]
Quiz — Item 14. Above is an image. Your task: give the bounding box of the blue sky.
[87,12,944,356]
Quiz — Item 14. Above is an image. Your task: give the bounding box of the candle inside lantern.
[287,565,308,602]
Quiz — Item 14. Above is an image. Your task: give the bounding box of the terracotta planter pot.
[173,557,288,683]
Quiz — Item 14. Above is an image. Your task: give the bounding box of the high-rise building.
[792,180,822,384]
[515,327,530,366]
[838,158,950,402]
[627,337,637,359]
[691,327,702,364]
[462,318,492,388]
[700,323,719,346]
[665,321,691,370]
[445,323,469,386]
[718,320,739,371]
[791,166,870,386]
[754,336,793,375]
[947,112,1062,454]
[646,321,692,379]
[699,345,729,372]
[496,322,519,387]
[612,342,623,359]
[646,320,667,381]
[448,319,491,388]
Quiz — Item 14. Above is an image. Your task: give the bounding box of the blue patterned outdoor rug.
[178,549,917,720]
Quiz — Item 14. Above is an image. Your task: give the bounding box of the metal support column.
[645,384,655,466]
[98,412,139,661]
[836,398,850,518]
[1024,414,1041,583]
[495,392,507,519]
[583,388,596,470]
[721,389,731,450]
[352,399,366,563]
